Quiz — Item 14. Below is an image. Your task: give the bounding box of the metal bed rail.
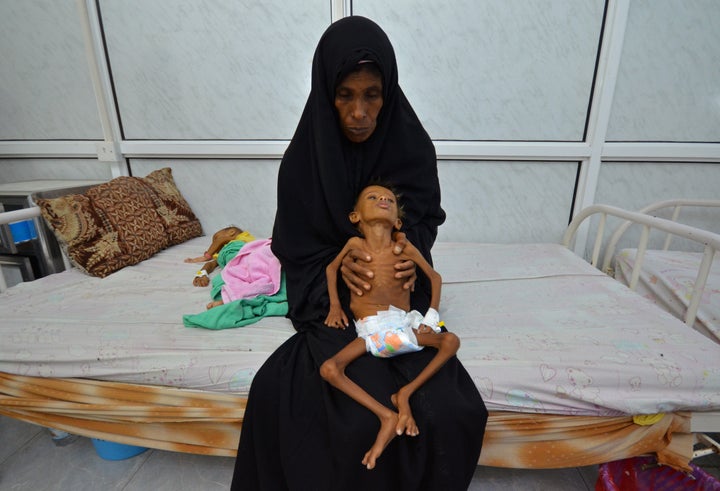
[602,199,720,273]
[563,204,720,329]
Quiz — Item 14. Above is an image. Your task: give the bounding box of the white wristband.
[195,269,208,278]
[422,308,440,331]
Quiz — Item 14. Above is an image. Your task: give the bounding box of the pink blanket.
[220,238,282,304]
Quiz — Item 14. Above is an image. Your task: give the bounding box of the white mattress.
[614,249,720,344]
[0,237,294,393]
[1,239,720,418]
[434,243,720,416]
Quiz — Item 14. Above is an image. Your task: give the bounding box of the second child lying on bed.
[321,184,459,470]
[182,227,287,329]
[184,225,255,288]
[184,226,283,311]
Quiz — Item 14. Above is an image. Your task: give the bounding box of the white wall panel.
[99,0,328,140]
[129,159,280,239]
[353,0,605,141]
[588,162,720,254]
[438,161,577,243]
[0,1,102,140]
[1,2,717,252]
[0,160,114,185]
[607,0,720,142]
[129,160,577,244]
[595,162,720,212]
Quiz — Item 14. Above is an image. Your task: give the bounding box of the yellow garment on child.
[212,231,256,259]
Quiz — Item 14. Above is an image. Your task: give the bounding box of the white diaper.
[354,305,430,358]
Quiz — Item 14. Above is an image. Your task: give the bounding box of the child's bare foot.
[361,411,399,470]
[391,393,419,436]
[206,300,223,309]
[184,256,205,263]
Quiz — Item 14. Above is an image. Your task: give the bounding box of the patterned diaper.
[355,305,425,358]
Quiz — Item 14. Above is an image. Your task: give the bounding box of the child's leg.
[319,338,399,470]
[392,331,460,436]
[206,300,223,309]
[320,338,392,417]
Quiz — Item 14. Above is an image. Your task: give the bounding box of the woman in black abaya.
[231,16,487,491]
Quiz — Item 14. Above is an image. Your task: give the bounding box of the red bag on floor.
[596,456,720,491]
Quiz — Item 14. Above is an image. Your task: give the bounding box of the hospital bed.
[600,199,720,344]
[0,177,719,471]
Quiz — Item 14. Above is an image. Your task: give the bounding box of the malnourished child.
[321,184,459,470]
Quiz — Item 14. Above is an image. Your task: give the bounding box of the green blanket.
[184,273,288,330]
[210,239,247,301]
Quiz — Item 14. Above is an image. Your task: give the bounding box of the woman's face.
[334,69,383,143]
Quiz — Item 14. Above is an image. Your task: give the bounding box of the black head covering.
[272,16,446,325]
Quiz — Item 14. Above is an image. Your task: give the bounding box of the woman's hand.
[341,248,374,296]
[392,232,417,291]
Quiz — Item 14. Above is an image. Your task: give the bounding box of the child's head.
[207,226,244,256]
[212,226,243,243]
[350,184,404,232]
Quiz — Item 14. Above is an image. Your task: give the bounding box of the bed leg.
[693,433,720,459]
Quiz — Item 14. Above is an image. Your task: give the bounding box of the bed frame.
[565,201,720,330]
[564,203,720,451]
[1,202,719,470]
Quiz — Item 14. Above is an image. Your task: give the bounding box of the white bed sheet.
[434,243,720,416]
[0,237,294,393]
[1,239,720,418]
[614,249,720,344]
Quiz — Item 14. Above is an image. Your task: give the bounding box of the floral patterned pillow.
[141,167,203,246]
[35,168,202,278]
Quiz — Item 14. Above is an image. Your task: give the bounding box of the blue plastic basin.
[91,438,148,460]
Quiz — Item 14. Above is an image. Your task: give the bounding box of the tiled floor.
[1,415,718,490]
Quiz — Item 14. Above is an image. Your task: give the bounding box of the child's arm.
[192,259,219,287]
[325,237,363,328]
[184,250,214,263]
[390,240,452,437]
[400,241,442,314]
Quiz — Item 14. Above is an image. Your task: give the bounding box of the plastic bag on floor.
[596,456,720,491]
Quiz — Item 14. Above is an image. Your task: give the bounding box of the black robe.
[232,16,487,491]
